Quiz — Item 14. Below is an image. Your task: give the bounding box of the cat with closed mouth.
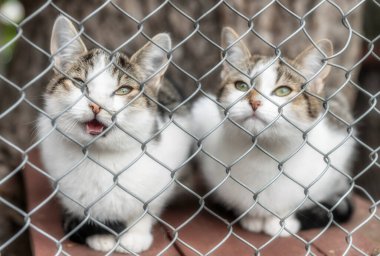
[192,27,355,236]
[38,16,192,253]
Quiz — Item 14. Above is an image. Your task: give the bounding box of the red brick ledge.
[24,150,380,255]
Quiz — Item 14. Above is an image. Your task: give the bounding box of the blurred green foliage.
[1,24,18,65]
[0,0,21,71]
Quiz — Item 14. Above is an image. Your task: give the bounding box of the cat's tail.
[296,196,353,230]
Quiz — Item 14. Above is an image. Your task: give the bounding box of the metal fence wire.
[0,0,379,255]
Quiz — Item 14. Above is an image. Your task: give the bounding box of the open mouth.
[86,119,106,136]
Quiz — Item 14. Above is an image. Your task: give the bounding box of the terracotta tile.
[24,150,179,256]
[162,203,323,256]
[23,150,380,256]
[162,196,380,256]
[300,196,380,256]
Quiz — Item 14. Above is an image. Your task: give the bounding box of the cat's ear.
[294,39,333,93]
[50,16,87,71]
[130,33,171,86]
[221,27,251,69]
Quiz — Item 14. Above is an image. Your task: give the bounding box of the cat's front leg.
[86,234,117,252]
[86,215,154,254]
[263,215,301,237]
[116,215,154,254]
[239,213,301,237]
[240,214,265,233]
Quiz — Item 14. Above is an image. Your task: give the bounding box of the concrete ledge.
[24,150,380,255]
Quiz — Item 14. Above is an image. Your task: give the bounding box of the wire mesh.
[0,0,379,255]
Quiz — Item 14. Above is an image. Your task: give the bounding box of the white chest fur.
[192,98,354,234]
[38,115,192,222]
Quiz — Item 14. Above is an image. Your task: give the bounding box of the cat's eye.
[71,77,87,91]
[235,81,249,92]
[73,77,85,84]
[273,86,292,97]
[115,85,132,95]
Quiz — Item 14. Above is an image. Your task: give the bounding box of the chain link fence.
[0,0,379,255]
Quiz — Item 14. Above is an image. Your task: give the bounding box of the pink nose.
[89,103,101,115]
[250,100,262,111]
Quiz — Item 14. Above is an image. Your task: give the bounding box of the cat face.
[218,27,333,138]
[44,16,171,149]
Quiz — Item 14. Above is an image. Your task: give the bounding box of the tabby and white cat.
[38,16,192,253]
[192,27,355,236]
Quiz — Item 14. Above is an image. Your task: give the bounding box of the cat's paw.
[263,216,301,237]
[240,215,264,233]
[116,231,153,253]
[86,234,116,252]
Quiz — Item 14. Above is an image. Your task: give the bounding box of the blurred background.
[0,1,378,255]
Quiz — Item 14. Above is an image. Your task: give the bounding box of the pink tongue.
[86,120,104,135]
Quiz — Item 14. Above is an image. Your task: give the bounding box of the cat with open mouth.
[38,16,192,253]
